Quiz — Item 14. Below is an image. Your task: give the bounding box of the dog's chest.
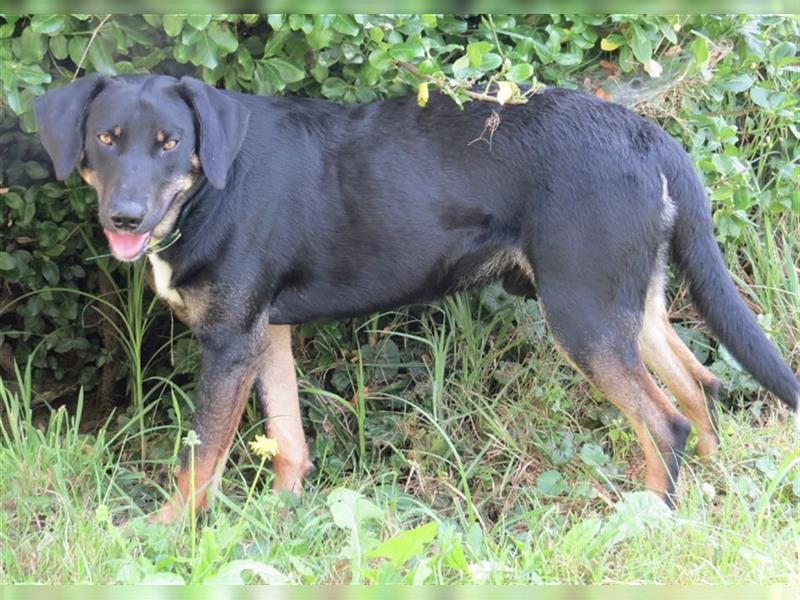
[148,254,184,307]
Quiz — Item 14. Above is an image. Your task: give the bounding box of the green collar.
[146,196,194,256]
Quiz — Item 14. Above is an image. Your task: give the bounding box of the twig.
[72,14,112,80]
[396,60,530,106]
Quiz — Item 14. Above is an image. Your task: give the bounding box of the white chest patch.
[148,254,184,307]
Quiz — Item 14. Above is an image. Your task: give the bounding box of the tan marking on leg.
[154,367,259,524]
[639,276,720,456]
[259,325,310,495]
[589,352,690,500]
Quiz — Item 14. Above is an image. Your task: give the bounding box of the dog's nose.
[109,201,145,231]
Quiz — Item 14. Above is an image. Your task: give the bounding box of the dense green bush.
[1,14,798,411]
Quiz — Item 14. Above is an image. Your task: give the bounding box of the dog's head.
[35,74,250,261]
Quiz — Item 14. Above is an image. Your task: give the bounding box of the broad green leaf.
[750,86,772,110]
[0,252,15,271]
[367,521,438,567]
[321,77,348,99]
[203,560,290,585]
[507,63,534,83]
[186,15,212,30]
[333,15,360,37]
[88,36,117,76]
[16,28,48,62]
[629,23,652,63]
[691,36,709,67]
[162,15,185,37]
[536,470,565,495]
[192,32,218,69]
[207,23,238,54]
[466,41,492,68]
[327,487,383,535]
[388,42,425,62]
[49,35,68,60]
[369,49,393,70]
[42,262,59,285]
[30,15,65,35]
[718,73,754,93]
[264,57,305,83]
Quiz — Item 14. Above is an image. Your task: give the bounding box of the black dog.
[35,74,799,521]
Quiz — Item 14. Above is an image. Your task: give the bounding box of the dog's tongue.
[104,230,150,261]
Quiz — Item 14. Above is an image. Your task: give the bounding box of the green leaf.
[536,470,565,495]
[67,36,87,66]
[327,487,383,535]
[367,521,438,568]
[580,443,608,468]
[88,37,117,76]
[42,262,59,285]
[192,32,218,69]
[629,23,652,63]
[0,22,16,38]
[264,57,305,83]
[207,23,238,54]
[17,65,51,86]
[0,252,15,271]
[750,86,772,110]
[49,35,68,60]
[186,15,212,30]
[388,42,425,62]
[321,77,348,100]
[466,41,492,68]
[369,49,393,71]
[479,52,502,71]
[691,36,709,67]
[30,15,65,35]
[162,15,185,37]
[16,28,48,62]
[717,73,754,93]
[263,29,290,57]
[202,560,289,585]
[508,63,534,83]
[333,15,360,37]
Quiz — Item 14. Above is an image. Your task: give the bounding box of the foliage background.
[0,14,799,584]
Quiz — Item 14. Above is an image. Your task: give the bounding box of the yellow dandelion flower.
[249,434,279,459]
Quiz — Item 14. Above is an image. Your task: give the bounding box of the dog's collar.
[145,196,194,256]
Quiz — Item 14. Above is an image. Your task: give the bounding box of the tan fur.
[258,325,312,493]
[589,351,690,496]
[639,274,720,456]
[148,254,184,307]
[156,130,166,143]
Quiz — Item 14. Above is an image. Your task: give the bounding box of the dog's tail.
[663,144,799,413]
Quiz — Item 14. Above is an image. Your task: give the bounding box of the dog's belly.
[267,246,535,324]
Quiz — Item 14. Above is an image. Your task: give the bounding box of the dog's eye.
[162,139,178,152]
[97,133,113,145]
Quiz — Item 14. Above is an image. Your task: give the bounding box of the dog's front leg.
[256,325,312,494]
[154,325,265,524]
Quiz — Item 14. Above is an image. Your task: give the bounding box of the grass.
[1,257,798,583]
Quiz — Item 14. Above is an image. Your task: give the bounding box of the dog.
[34,73,799,522]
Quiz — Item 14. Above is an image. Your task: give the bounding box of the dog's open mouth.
[104,230,151,262]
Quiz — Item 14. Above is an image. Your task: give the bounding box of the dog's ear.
[34,73,109,180]
[177,76,250,189]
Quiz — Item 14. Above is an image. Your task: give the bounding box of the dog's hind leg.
[255,325,312,494]
[542,299,692,503]
[639,274,721,457]
[534,244,692,504]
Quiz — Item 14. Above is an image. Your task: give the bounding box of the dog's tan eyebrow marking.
[112,126,122,137]
[156,130,166,143]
